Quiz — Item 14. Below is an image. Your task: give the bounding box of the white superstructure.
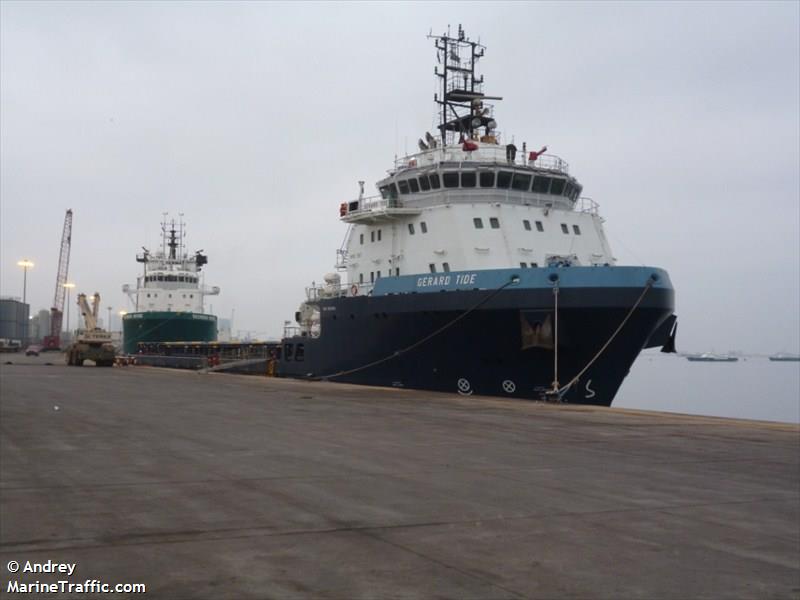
[337,143,615,293]
[122,217,219,313]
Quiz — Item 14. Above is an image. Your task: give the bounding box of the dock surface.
[1,359,799,599]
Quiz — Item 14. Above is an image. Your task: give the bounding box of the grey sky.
[1,1,798,352]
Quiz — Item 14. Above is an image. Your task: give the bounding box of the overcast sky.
[1,1,798,353]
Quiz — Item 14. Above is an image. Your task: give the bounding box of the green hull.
[122,312,217,354]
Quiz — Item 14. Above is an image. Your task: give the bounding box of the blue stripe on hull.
[373,266,672,296]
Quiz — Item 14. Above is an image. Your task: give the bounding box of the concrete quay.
[1,358,798,599]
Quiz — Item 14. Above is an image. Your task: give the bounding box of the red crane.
[42,209,73,350]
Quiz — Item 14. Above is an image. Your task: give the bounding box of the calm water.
[614,352,800,423]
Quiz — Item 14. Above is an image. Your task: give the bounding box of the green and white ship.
[121,216,219,354]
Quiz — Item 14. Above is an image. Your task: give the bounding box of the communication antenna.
[428,25,502,146]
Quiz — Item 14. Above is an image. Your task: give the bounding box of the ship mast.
[429,25,502,147]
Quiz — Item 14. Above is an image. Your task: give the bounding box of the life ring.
[351,284,359,296]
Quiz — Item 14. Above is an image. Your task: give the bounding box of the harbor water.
[615,351,800,423]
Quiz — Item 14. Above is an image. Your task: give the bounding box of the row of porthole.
[477,217,581,235]
[358,267,401,284]
[360,221,431,245]
[359,216,580,243]
[144,293,195,298]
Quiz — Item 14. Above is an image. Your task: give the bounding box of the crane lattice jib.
[52,209,73,313]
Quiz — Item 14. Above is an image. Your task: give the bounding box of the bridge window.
[497,171,512,189]
[398,180,410,195]
[419,176,431,191]
[473,217,484,229]
[395,268,400,276]
[370,272,375,283]
[479,171,495,187]
[377,229,382,241]
[511,173,532,191]
[379,185,390,199]
[572,185,583,200]
[360,233,364,245]
[371,231,375,242]
[561,223,569,234]
[420,221,428,233]
[359,273,364,284]
[429,263,436,273]
[532,176,551,194]
[295,344,304,361]
[550,178,566,195]
[389,183,398,199]
[523,219,532,231]
[408,178,420,193]
[443,172,459,188]
[535,221,544,232]
[429,173,441,189]
[284,343,294,361]
[573,224,582,235]
[490,217,500,229]
[461,171,476,188]
[443,262,451,272]
[564,182,574,198]
[520,262,527,268]
[408,223,415,235]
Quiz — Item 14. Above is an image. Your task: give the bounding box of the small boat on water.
[686,353,738,362]
[768,353,800,362]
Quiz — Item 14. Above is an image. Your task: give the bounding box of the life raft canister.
[339,202,347,217]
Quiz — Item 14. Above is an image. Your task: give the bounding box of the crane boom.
[77,293,98,331]
[43,209,73,350]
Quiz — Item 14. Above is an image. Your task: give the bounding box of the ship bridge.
[340,145,581,224]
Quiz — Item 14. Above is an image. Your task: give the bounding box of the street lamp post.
[16,260,34,305]
[118,311,127,350]
[107,306,112,332]
[63,283,76,342]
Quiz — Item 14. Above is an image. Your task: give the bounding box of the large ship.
[277,27,677,406]
[121,216,219,354]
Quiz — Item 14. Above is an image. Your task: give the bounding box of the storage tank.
[0,297,29,342]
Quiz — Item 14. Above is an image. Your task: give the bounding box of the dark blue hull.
[277,268,676,406]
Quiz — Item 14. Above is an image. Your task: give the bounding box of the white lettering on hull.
[416,273,477,289]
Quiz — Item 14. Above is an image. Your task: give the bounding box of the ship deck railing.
[341,193,599,223]
[392,149,569,175]
[305,281,375,302]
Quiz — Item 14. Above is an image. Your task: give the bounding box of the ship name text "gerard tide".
[416,273,477,288]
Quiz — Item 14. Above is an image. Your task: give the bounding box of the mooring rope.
[310,275,521,380]
[552,275,656,401]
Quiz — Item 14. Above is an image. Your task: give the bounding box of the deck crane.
[42,209,73,350]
